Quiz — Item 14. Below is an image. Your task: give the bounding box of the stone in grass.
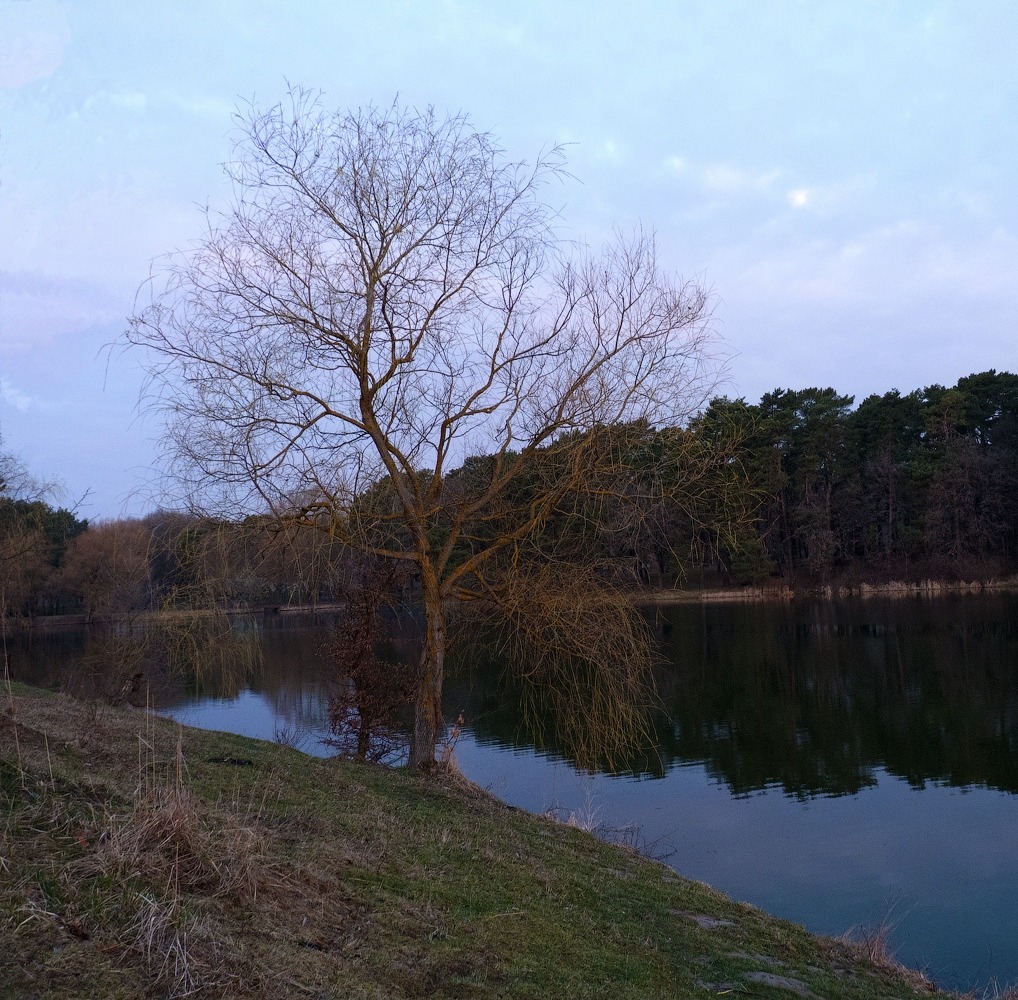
[743,971,818,998]
[695,979,739,993]
[670,911,736,929]
[730,951,783,968]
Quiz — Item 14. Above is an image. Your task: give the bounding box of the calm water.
[6,594,1018,989]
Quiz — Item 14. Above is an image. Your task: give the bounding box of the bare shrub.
[437,712,465,771]
[65,626,149,707]
[273,720,310,751]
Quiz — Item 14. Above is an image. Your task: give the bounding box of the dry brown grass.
[72,783,269,996]
[841,921,935,993]
[843,921,897,964]
[976,984,1018,1000]
[86,783,271,902]
[0,689,295,997]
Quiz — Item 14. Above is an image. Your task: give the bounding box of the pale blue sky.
[1,0,1016,517]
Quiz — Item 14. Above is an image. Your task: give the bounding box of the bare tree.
[0,436,26,501]
[129,89,717,768]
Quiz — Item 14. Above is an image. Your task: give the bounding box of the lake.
[5,593,1018,990]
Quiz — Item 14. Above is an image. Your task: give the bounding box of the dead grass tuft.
[962,981,1018,1000]
[843,921,896,964]
[74,764,289,994]
[0,694,295,998]
[127,892,223,998]
[841,921,936,993]
[86,783,272,901]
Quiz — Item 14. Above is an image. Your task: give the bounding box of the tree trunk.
[408,583,446,769]
[885,474,895,561]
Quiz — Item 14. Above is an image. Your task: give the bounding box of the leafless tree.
[57,519,153,619]
[129,89,718,768]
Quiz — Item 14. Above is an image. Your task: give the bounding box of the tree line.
[701,368,1018,586]
[2,367,1015,623]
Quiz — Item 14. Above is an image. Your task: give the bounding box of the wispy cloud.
[0,271,124,355]
[81,89,235,119]
[161,92,234,119]
[701,164,782,194]
[719,218,1018,309]
[784,175,877,216]
[595,138,622,161]
[668,158,875,221]
[83,90,148,112]
[0,0,69,89]
[0,378,33,412]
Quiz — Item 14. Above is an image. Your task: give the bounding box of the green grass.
[1,685,944,999]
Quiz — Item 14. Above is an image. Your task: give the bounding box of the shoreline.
[0,601,349,631]
[636,576,1018,604]
[6,577,1018,632]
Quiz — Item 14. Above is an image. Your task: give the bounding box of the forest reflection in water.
[445,594,1018,799]
[656,594,1018,797]
[6,593,1018,988]
[6,594,1018,797]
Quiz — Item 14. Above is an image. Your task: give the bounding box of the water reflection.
[444,596,1018,798]
[162,620,339,745]
[6,595,1018,799]
[649,596,1018,798]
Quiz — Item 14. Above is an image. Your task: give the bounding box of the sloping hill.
[1,684,940,999]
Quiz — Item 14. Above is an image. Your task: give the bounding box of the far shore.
[6,577,1018,632]
[637,575,1018,604]
[1,601,348,631]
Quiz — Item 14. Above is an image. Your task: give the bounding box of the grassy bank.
[2,684,942,999]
